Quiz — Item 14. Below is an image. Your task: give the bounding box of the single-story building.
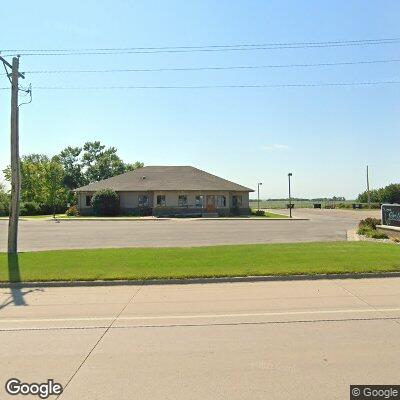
[75,166,254,216]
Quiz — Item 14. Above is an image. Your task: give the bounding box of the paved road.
[0,277,399,399]
[0,209,380,251]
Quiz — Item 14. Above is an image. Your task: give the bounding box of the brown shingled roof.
[75,166,253,192]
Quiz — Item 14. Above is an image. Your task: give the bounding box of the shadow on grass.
[6,254,26,307]
[0,254,41,310]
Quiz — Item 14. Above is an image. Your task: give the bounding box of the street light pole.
[257,182,262,211]
[366,165,371,209]
[288,173,293,218]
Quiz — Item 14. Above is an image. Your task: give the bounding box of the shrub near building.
[357,218,388,239]
[91,189,120,216]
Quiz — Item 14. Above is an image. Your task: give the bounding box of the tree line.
[0,141,143,216]
[357,183,400,204]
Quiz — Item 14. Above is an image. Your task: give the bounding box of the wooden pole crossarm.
[0,55,25,79]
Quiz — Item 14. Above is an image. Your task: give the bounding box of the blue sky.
[1,0,399,199]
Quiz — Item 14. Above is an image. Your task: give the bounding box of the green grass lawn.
[1,242,399,282]
[232,211,288,219]
[25,214,65,220]
[0,214,65,220]
[261,211,288,218]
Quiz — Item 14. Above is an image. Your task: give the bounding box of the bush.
[370,231,388,240]
[358,218,381,230]
[91,189,120,216]
[335,203,353,209]
[66,205,79,216]
[0,184,10,216]
[20,201,41,216]
[252,209,266,216]
[39,203,68,215]
[357,226,373,236]
[357,222,388,240]
[0,202,9,216]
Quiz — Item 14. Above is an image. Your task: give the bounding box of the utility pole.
[366,165,371,209]
[0,55,25,254]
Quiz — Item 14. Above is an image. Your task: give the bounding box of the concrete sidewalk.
[0,277,399,399]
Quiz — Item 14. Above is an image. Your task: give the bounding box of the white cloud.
[262,144,290,151]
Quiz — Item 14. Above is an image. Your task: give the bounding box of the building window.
[195,195,204,208]
[178,195,188,207]
[157,195,166,206]
[85,195,92,207]
[138,195,149,207]
[216,195,226,208]
[232,195,242,207]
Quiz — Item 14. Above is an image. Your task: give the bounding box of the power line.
[0,80,397,90]
[8,58,400,75]
[3,37,400,52]
[2,37,400,56]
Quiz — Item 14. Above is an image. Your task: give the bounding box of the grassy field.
[1,242,399,282]
[249,200,375,209]
[250,200,316,209]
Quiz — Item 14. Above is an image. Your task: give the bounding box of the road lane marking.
[1,307,400,323]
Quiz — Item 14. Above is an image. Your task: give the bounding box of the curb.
[2,271,400,288]
[49,218,308,222]
[45,218,167,222]
[198,218,308,221]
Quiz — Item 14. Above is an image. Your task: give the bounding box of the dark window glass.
[138,195,149,206]
[157,195,166,206]
[178,195,188,207]
[217,195,226,207]
[195,195,204,207]
[232,195,242,207]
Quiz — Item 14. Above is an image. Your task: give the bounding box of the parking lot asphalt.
[0,277,399,399]
[0,209,380,252]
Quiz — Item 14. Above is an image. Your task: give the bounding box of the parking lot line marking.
[1,307,400,323]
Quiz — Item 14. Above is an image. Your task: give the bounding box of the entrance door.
[206,195,216,212]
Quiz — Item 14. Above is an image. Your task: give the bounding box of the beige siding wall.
[77,190,250,211]
[78,191,153,209]
[119,191,152,208]
[243,192,249,208]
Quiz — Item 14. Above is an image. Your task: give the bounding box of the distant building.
[75,166,253,216]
